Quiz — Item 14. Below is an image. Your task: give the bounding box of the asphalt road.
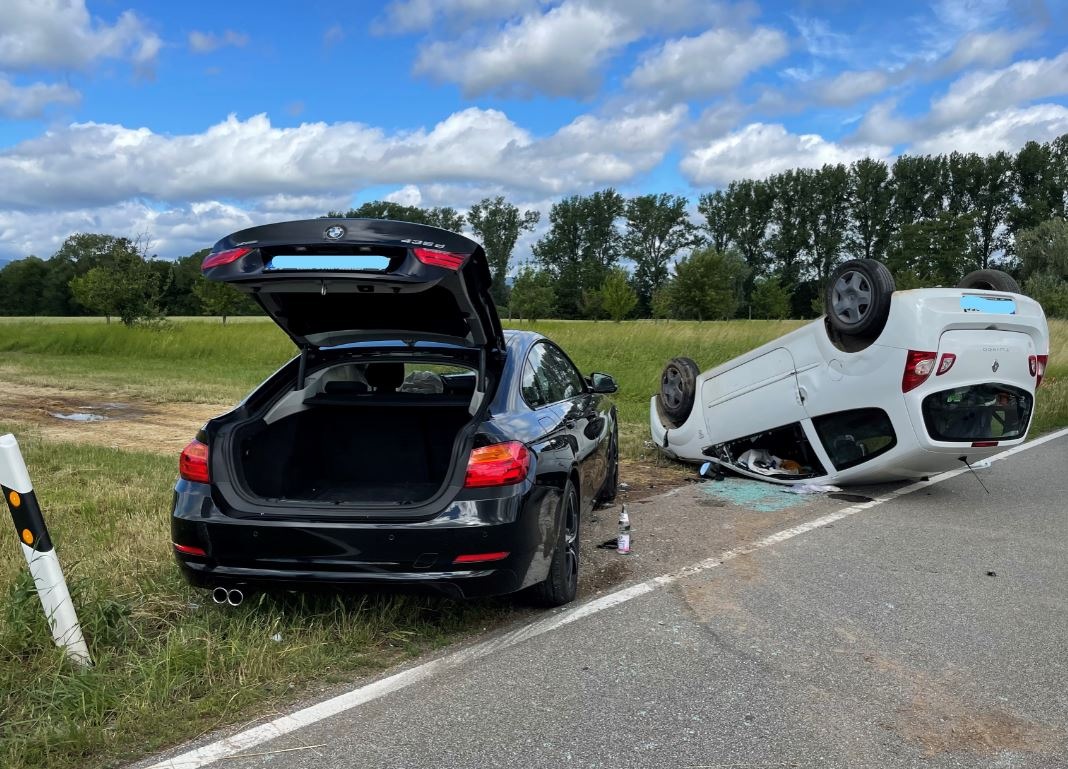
[145,433,1068,769]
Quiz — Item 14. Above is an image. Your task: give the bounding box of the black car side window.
[522,342,584,408]
[521,344,553,408]
[540,344,586,402]
[521,358,546,412]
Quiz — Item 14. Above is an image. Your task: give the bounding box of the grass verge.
[0,426,508,769]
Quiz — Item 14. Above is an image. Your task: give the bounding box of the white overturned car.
[651,260,1050,486]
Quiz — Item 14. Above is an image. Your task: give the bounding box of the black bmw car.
[171,219,619,606]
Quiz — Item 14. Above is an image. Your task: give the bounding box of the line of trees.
[2,135,1066,324]
[0,234,257,324]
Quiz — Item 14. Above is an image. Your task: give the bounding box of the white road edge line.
[146,426,1068,769]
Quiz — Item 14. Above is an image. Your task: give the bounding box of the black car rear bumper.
[171,479,557,600]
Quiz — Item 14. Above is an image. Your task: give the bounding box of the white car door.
[702,347,807,441]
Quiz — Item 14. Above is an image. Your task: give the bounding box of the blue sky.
[1,0,1066,261]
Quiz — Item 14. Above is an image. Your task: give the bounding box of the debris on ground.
[617,504,631,554]
[784,483,843,495]
[50,412,106,422]
[698,461,725,481]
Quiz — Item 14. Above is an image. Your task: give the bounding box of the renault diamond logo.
[991,360,1000,373]
[324,225,345,240]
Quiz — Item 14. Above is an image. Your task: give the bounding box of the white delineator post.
[1,433,91,667]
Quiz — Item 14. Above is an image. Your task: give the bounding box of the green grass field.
[0,317,1065,768]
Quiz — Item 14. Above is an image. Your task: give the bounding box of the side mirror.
[589,372,618,394]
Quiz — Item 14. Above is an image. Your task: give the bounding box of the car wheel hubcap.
[831,271,872,324]
[662,367,684,408]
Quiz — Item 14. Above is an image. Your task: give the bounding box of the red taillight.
[902,350,937,393]
[453,551,510,564]
[173,543,207,557]
[971,441,999,447]
[201,246,252,271]
[464,441,530,488]
[179,440,210,483]
[935,353,956,376]
[412,247,466,270]
[1035,354,1048,388]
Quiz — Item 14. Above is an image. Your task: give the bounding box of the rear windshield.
[320,362,476,400]
[812,408,897,470]
[922,384,1032,442]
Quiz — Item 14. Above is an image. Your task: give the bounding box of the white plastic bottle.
[617,505,631,554]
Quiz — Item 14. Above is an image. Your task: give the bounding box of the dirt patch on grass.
[0,380,229,454]
[618,457,694,500]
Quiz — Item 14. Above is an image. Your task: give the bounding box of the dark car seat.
[365,362,405,393]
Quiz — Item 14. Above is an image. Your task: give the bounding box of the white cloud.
[0,0,160,73]
[928,52,1068,126]
[813,70,892,106]
[626,27,787,100]
[188,30,249,54]
[852,99,912,146]
[375,0,542,33]
[0,106,683,210]
[910,104,1068,156]
[791,15,853,60]
[385,185,424,207]
[413,2,633,98]
[938,28,1034,72]
[931,0,1010,34]
[323,24,345,47]
[0,193,357,261]
[0,76,80,118]
[379,0,733,35]
[402,0,750,98]
[681,122,890,187]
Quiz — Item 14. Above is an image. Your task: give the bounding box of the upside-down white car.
[650,260,1050,486]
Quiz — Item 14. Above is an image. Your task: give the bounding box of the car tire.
[531,480,579,607]
[657,357,699,428]
[958,269,1021,294]
[825,258,895,339]
[597,416,619,503]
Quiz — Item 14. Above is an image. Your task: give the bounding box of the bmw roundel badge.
[324,225,346,240]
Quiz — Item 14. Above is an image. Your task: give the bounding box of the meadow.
[0,316,1064,768]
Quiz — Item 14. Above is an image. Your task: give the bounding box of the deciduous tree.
[509,267,556,323]
[466,196,540,305]
[599,267,638,322]
[663,248,747,321]
[624,193,700,310]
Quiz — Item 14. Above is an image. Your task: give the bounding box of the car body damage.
[651,261,1050,486]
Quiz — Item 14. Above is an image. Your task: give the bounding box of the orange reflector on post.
[8,490,20,508]
[453,551,510,564]
[21,528,33,545]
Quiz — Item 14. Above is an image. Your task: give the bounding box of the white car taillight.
[902,350,936,393]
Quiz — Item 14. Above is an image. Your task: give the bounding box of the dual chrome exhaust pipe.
[211,586,244,607]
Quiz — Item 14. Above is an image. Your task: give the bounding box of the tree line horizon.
[1,133,1066,324]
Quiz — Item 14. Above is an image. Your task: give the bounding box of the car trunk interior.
[231,360,479,507]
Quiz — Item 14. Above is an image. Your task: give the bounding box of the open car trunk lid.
[202,218,504,353]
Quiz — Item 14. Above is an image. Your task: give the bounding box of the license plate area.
[961,294,1015,314]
